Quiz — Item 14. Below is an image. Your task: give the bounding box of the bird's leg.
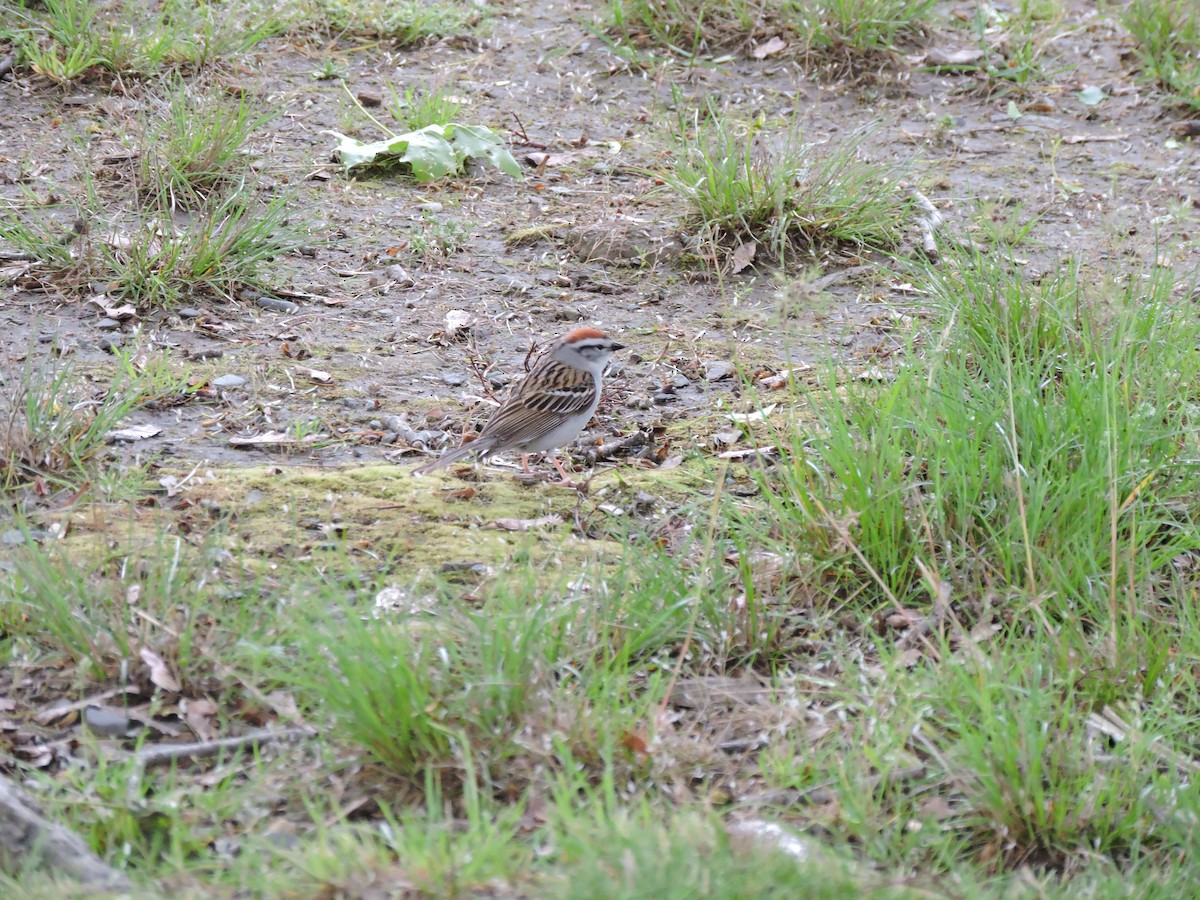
[521,453,531,474]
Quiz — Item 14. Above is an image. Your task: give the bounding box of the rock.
[357,88,383,107]
[417,202,443,213]
[441,372,466,386]
[95,317,121,331]
[671,374,690,389]
[178,307,202,319]
[82,705,134,737]
[254,295,300,314]
[212,374,246,389]
[652,392,675,405]
[384,263,414,285]
[99,335,124,353]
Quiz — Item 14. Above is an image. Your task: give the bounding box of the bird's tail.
[411,441,485,476]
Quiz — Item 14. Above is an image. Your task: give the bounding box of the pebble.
[652,393,675,405]
[95,317,121,331]
[441,372,466,386]
[99,335,124,352]
[488,372,512,389]
[82,706,133,737]
[671,374,690,389]
[178,307,202,319]
[212,374,246,389]
[417,202,444,213]
[254,296,300,314]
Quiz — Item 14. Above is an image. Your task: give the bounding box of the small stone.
[671,374,690,389]
[178,307,202,319]
[212,374,246,389]
[441,372,466,387]
[705,360,737,382]
[417,202,443,213]
[652,392,675,405]
[357,89,383,107]
[95,317,121,331]
[99,335,124,352]
[254,295,300,314]
[488,372,512,389]
[82,705,134,737]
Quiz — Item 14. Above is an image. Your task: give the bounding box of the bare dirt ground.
[6,1,1190,480]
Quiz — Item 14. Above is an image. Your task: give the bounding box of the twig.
[135,726,314,768]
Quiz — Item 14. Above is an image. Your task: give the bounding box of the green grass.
[662,105,912,267]
[138,81,278,205]
[4,0,283,84]
[606,0,935,60]
[1,173,302,308]
[310,0,476,43]
[1124,0,1200,109]
[387,85,464,133]
[0,348,190,497]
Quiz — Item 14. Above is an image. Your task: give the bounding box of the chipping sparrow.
[412,327,625,477]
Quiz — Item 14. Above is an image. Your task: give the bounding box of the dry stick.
[0,775,132,889]
[135,726,313,768]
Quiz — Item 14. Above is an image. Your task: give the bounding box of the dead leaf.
[445,310,472,336]
[229,431,325,447]
[524,151,578,168]
[727,404,776,424]
[140,647,181,693]
[729,241,757,274]
[88,296,138,320]
[494,514,564,531]
[751,36,787,60]
[108,424,161,442]
[1062,133,1127,144]
[183,698,219,741]
[920,46,984,67]
[717,446,776,460]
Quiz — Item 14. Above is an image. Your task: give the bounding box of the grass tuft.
[662,107,911,267]
[1124,0,1200,109]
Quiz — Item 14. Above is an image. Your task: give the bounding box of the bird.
[412,327,625,479]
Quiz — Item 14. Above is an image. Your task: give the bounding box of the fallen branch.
[0,774,132,889]
[134,726,314,769]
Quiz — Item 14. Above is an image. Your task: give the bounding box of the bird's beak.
[610,342,626,351]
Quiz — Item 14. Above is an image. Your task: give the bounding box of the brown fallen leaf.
[1062,133,1128,144]
[917,46,984,67]
[108,424,162,442]
[305,368,333,384]
[494,514,564,531]
[140,647,181,693]
[88,296,138,320]
[183,698,219,741]
[729,240,757,274]
[751,36,787,60]
[229,431,325,447]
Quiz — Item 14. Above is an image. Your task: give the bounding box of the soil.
[1,2,1196,481]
